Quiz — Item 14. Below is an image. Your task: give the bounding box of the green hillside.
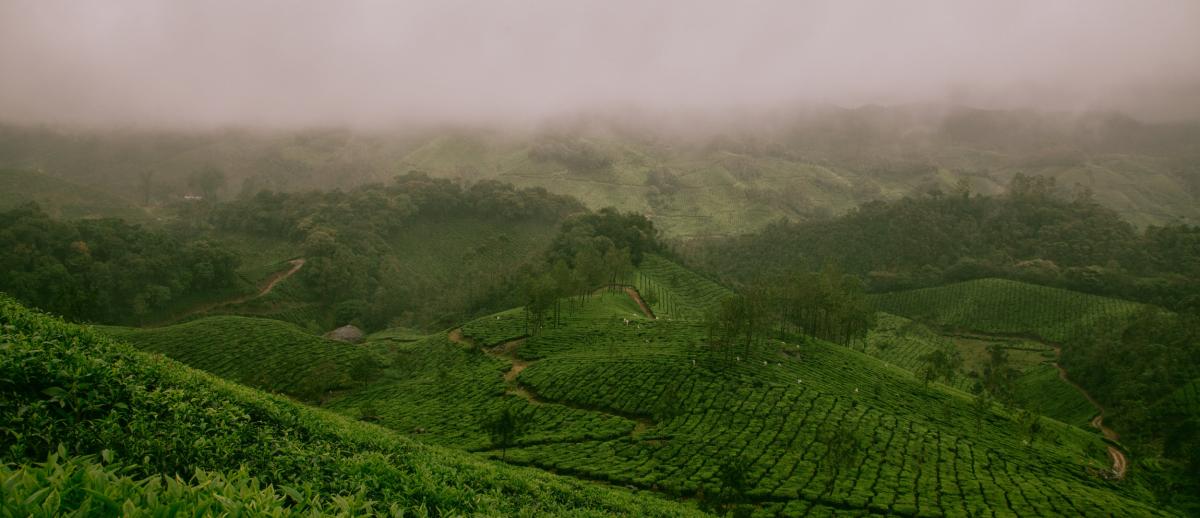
[0,168,150,222]
[0,294,702,516]
[865,313,1097,427]
[635,253,732,319]
[5,107,1198,239]
[312,268,1168,515]
[869,278,1145,343]
[102,316,379,402]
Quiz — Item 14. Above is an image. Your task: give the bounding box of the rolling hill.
[314,261,1169,515]
[0,168,150,222]
[869,278,1146,343]
[4,105,1198,239]
[103,315,379,402]
[0,294,702,516]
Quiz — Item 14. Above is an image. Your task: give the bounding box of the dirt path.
[153,258,305,326]
[449,328,656,437]
[623,286,656,319]
[257,258,306,297]
[1047,346,1127,479]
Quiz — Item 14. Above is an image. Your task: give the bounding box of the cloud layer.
[2,0,1199,128]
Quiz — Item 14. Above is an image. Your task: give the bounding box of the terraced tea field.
[870,278,1146,343]
[313,268,1167,515]
[865,313,1096,427]
[0,294,703,517]
[490,310,1157,515]
[101,315,377,401]
[87,257,1176,515]
[635,254,732,319]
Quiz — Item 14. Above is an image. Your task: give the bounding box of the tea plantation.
[316,266,1169,515]
[103,315,379,402]
[869,278,1146,343]
[19,258,1184,515]
[0,294,703,516]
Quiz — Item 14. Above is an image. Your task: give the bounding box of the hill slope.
[0,294,702,516]
[103,315,379,402]
[319,265,1170,516]
[0,168,149,222]
[869,278,1146,343]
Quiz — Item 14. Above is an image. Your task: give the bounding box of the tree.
[602,246,633,289]
[970,382,994,432]
[654,385,682,421]
[917,343,963,387]
[524,273,557,335]
[981,345,1018,408]
[484,406,523,460]
[717,455,750,509]
[820,420,862,493]
[138,170,155,205]
[573,247,605,299]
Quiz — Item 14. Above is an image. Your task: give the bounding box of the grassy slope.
[869,278,1146,343]
[0,168,150,222]
[102,316,379,402]
[0,294,702,516]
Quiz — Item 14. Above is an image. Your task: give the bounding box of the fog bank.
[2,0,1199,128]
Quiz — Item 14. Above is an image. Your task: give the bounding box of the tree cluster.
[0,203,239,323]
[523,209,657,334]
[688,175,1200,312]
[210,173,586,330]
[704,264,874,366]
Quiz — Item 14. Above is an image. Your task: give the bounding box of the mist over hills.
[3,104,1198,236]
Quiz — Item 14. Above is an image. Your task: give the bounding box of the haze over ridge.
[2,0,1199,129]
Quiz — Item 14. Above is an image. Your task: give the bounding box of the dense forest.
[686,174,1200,311]
[0,203,240,323]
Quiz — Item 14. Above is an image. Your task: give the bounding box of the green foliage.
[483,406,524,459]
[325,328,635,450]
[0,169,150,221]
[688,191,1200,311]
[870,278,1144,343]
[0,203,242,324]
[100,315,378,402]
[208,175,579,330]
[439,279,1168,516]
[635,253,732,320]
[0,294,703,516]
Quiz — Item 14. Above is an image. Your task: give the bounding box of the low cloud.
[2,0,1198,128]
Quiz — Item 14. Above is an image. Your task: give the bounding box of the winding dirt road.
[152,258,305,326]
[449,327,655,437]
[1048,345,1127,479]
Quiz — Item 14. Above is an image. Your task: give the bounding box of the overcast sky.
[2,0,1199,128]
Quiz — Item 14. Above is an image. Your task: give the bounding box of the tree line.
[703,264,874,366]
[521,208,660,334]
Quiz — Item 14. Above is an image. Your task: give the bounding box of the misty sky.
[2,0,1199,128]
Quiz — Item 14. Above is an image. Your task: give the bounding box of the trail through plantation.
[153,258,305,326]
[448,327,656,439]
[624,286,656,319]
[1048,346,1127,479]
